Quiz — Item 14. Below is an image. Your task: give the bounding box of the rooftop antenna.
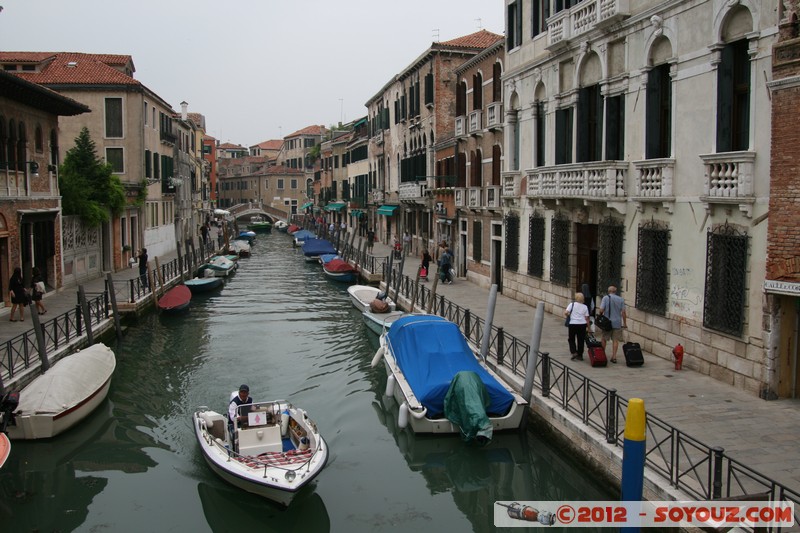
[432,28,439,42]
[475,18,482,30]
[339,98,344,125]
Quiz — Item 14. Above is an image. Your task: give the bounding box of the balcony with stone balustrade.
[699,151,756,217]
[547,0,631,50]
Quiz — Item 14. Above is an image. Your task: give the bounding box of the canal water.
[0,232,614,532]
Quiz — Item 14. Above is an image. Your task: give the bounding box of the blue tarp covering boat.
[301,239,337,257]
[293,230,316,241]
[385,315,514,418]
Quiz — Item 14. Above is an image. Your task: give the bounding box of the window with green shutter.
[105,98,123,138]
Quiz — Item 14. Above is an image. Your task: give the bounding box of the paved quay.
[2,230,798,499]
[365,238,800,497]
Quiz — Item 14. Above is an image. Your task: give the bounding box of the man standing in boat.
[228,384,253,430]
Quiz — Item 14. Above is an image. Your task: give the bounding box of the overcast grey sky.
[1,0,504,147]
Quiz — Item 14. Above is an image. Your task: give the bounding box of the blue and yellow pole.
[621,398,646,532]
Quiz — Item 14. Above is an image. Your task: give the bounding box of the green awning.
[350,209,364,218]
[377,205,399,216]
[301,202,313,210]
[325,202,346,212]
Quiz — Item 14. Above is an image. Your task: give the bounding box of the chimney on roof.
[180,101,188,121]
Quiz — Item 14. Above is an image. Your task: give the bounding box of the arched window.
[473,72,483,110]
[492,62,502,102]
[456,81,467,117]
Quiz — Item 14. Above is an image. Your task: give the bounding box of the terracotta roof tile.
[285,124,326,138]
[439,29,503,49]
[3,52,139,86]
[254,139,283,150]
[218,142,247,150]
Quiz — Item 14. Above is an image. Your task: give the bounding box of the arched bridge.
[227,202,289,223]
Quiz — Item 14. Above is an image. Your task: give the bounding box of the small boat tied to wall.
[372,315,526,444]
[193,398,328,507]
[3,343,117,440]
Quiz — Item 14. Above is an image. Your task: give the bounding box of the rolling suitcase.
[623,342,645,367]
[586,334,607,367]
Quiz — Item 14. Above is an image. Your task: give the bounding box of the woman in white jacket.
[564,292,591,361]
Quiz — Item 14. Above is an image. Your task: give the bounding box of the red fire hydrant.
[672,344,684,370]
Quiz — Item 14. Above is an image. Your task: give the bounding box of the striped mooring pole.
[621,398,646,532]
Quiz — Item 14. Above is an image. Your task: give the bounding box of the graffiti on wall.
[669,266,702,320]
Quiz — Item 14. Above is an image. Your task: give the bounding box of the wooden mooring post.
[78,285,94,345]
[106,272,123,341]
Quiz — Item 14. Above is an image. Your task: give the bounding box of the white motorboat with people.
[3,343,116,440]
[371,315,526,443]
[347,284,395,313]
[193,393,328,506]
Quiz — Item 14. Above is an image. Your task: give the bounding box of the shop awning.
[377,205,399,216]
[301,202,313,210]
[350,209,364,218]
[325,202,346,212]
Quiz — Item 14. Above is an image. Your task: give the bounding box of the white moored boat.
[347,284,395,313]
[371,315,526,443]
[362,310,406,336]
[5,343,116,440]
[193,399,328,507]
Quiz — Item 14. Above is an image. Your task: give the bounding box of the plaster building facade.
[1,51,182,265]
[0,70,89,299]
[216,158,304,218]
[501,0,777,395]
[453,38,506,287]
[366,30,504,254]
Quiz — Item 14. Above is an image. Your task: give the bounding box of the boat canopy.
[158,285,191,310]
[293,229,316,241]
[302,238,336,256]
[324,259,357,273]
[385,315,514,417]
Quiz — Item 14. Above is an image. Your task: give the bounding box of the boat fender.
[385,374,396,397]
[398,402,409,429]
[409,406,428,420]
[280,410,290,436]
[299,437,310,451]
[371,346,386,368]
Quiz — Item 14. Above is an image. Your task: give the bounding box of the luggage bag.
[586,334,607,367]
[623,342,645,367]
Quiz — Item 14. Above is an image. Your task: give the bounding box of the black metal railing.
[1,291,108,381]
[386,266,800,528]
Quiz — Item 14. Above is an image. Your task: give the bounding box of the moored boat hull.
[347,285,396,313]
[185,277,224,293]
[0,433,9,469]
[7,344,117,440]
[362,310,406,336]
[374,316,527,438]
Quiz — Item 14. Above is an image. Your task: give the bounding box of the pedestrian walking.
[138,248,149,289]
[598,285,627,363]
[565,292,591,360]
[439,247,453,284]
[420,248,432,281]
[8,267,27,322]
[30,266,47,315]
[367,228,375,252]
